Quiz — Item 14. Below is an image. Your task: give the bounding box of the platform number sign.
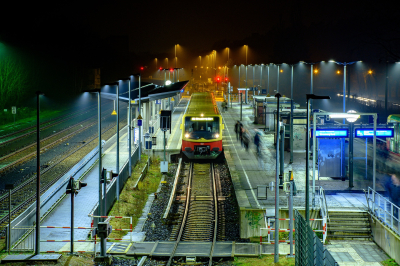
[12,106,16,114]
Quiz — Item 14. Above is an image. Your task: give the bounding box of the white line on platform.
[221,112,261,208]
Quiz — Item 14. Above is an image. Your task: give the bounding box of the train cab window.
[185,117,220,139]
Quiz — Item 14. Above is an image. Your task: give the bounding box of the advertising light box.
[312,129,349,138]
[355,128,394,138]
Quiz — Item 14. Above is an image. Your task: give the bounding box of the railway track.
[0,103,98,145]
[0,105,114,175]
[167,163,219,266]
[0,118,127,232]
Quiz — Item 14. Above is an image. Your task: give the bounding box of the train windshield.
[185,117,220,140]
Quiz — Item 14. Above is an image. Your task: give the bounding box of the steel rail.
[167,162,193,266]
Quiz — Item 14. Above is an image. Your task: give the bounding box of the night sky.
[1,1,400,102]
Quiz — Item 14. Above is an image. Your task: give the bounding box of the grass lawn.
[233,255,295,266]
[107,155,162,240]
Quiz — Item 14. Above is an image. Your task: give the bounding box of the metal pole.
[70,177,74,254]
[277,65,280,93]
[164,131,166,161]
[289,176,294,257]
[239,66,241,89]
[116,85,120,200]
[274,93,281,263]
[349,122,354,188]
[312,113,317,207]
[35,92,41,255]
[98,92,102,222]
[8,187,11,254]
[280,126,284,186]
[290,65,294,164]
[139,75,142,158]
[267,64,270,95]
[373,114,377,190]
[240,93,243,121]
[305,98,310,223]
[260,65,263,91]
[310,65,313,112]
[253,65,255,96]
[128,80,132,174]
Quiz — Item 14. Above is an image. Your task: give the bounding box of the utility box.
[98,222,112,238]
[160,161,168,173]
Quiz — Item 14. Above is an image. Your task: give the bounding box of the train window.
[185,117,220,139]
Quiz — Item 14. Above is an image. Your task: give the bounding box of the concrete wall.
[239,208,322,238]
[370,215,400,264]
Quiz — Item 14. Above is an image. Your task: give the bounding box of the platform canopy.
[100,80,189,103]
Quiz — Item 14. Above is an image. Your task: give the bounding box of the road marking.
[221,111,261,208]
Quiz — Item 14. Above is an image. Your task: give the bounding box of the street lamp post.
[35,91,44,255]
[274,92,282,263]
[305,94,330,223]
[267,64,270,95]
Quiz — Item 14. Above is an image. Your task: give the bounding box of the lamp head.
[306,94,330,100]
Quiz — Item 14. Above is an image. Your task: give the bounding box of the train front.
[181,115,223,160]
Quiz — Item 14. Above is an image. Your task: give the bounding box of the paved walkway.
[220,102,378,210]
[153,97,189,153]
[38,127,132,252]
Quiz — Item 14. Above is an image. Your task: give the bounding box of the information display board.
[312,129,349,138]
[355,128,394,138]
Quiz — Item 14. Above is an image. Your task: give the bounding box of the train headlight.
[215,134,220,138]
[185,133,189,138]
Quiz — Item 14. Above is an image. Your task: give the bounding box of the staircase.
[327,210,371,240]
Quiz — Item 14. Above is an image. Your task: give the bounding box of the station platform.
[151,97,189,160]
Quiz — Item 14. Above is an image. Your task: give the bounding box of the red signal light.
[216,77,220,82]
[225,77,228,82]
[140,66,144,70]
[170,68,174,72]
[159,67,163,70]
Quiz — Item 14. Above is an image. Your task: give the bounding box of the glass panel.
[184,117,220,140]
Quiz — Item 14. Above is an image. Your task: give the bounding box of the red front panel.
[182,140,223,152]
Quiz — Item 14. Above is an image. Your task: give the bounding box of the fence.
[366,187,400,236]
[295,210,338,266]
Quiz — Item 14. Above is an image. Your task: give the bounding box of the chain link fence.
[295,210,339,266]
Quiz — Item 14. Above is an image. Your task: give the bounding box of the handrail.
[319,186,329,222]
[366,187,400,236]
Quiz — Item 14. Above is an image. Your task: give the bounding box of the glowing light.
[346,110,359,123]
[215,134,220,138]
[165,80,172,85]
[280,69,283,73]
[368,70,373,74]
[191,117,213,121]
[314,69,319,74]
[337,70,341,74]
[185,133,189,138]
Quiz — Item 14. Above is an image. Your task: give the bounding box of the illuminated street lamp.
[35,91,44,255]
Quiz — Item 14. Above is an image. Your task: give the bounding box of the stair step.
[329,217,369,221]
[328,234,371,240]
[328,228,371,232]
[329,212,369,217]
[328,222,369,226]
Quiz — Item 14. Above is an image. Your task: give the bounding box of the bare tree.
[0,54,28,109]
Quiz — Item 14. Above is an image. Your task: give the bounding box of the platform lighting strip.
[191,117,213,121]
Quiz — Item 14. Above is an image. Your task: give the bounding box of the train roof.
[185,92,220,117]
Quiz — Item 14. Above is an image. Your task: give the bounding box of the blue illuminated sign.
[156,99,161,104]
[312,129,349,138]
[355,128,394,138]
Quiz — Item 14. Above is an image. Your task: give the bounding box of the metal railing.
[319,186,329,222]
[295,210,338,266]
[366,187,400,236]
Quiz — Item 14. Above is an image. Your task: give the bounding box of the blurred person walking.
[384,174,400,218]
[243,129,250,151]
[234,121,240,141]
